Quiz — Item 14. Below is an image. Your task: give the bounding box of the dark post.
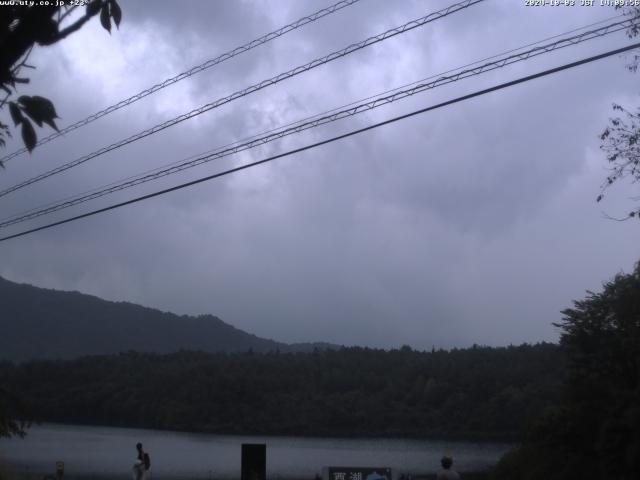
[241,444,266,480]
[55,462,64,480]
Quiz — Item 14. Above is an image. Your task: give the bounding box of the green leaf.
[34,17,59,45]
[32,96,59,131]
[86,0,102,16]
[25,111,42,127]
[18,96,59,131]
[9,102,23,126]
[100,4,111,33]
[43,117,59,132]
[21,119,37,153]
[32,96,58,117]
[110,0,122,28]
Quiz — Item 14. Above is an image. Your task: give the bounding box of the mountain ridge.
[0,275,336,361]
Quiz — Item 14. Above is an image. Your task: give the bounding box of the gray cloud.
[1,0,639,350]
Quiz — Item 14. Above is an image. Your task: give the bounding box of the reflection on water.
[0,424,512,479]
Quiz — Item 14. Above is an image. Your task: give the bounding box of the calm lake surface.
[0,424,513,479]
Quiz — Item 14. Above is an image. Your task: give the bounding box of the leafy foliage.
[597,7,640,219]
[0,0,122,154]
[492,262,640,480]
[618,5,640,72]
[599,104,640,219]
[6,96,59,152]
[0,344,564,441]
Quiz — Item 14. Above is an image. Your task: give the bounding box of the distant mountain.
[0,276,335,361]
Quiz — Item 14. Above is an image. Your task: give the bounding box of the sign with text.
[328,467,391,480]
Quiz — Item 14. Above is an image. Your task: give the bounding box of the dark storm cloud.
[1,0,638,349]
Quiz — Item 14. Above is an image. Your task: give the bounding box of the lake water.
[0,424,513,479]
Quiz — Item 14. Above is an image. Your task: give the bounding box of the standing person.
[436,456,460,480]
[132,443,145,480]
[142,446,151,480]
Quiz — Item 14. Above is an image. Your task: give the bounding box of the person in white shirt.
[132,442,145,480]
[436,455,460,480]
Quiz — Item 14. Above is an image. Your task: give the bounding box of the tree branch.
[38,13,92,46]
[57,5,78,25]
[601,211,631,222]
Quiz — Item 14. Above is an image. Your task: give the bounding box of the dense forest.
[2,263,639,480]
[0,343,563,440]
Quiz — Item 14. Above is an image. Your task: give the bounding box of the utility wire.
[8,9,623,199]
[1,41,638,244]
[0,0,484,199]
[0,16,633,228]
[0,13,628,225]
[0,15,629,225]
[0,0,363,164]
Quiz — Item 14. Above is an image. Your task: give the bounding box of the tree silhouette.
[0,386,30,438]
[0,0,122,162]
[0,0,122,438]
[598,6,640,219]
[493,261,640,480]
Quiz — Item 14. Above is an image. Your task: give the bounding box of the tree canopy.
[0,343,563,441]
[493,262,640,480]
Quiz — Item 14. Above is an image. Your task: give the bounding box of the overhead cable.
[0,16,633,228]
[0,0,363,164]
[0,0,484,199]
[1,41,638,244]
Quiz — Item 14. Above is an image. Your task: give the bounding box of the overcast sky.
[1,0,638,349]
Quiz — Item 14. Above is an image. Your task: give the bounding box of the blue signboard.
[328,467,392,480]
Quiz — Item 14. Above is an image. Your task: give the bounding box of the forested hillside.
[0,276,332,360]
[0,344,563,440]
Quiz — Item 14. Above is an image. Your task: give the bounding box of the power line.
[0,13,629,226]
[0,16,633,229]
[1,41,637,244]
[0,0,363,165]
[0,0,484,199]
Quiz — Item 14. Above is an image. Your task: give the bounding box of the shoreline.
[1,458,493,480]
[1,470,491,480]
[28,421,521,444]
[1,424,508,480]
